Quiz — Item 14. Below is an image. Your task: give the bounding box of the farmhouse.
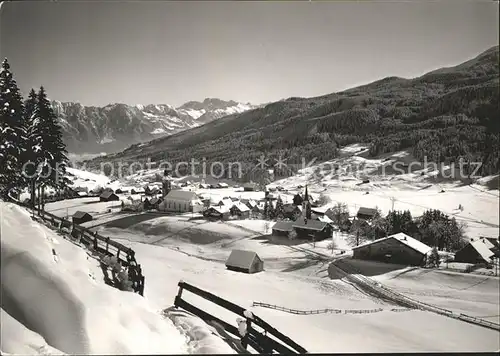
[217,198,233,208]
[204,206,230,220]
[199,183,210,189]
[352,232,432,266]
[292,219,332,240]
[356,207,378,221]
[72,211,93,225]
[230,202,250,218]
[159,190,199,213]
[225,250,264,274]
[217,182,229,188]
[454,239,495,265]
[99,191,119,202]
[272,221,294,236]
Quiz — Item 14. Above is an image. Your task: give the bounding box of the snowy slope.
[0,201,234,355]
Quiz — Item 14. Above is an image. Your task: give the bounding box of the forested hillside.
[87,45,499,181]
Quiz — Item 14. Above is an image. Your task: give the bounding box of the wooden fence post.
[105,237,109,252]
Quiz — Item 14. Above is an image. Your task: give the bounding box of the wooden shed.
[225,250,264,274]
[72,211,93,225]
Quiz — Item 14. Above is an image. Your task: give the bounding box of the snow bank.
[1,308,64,355]
[0,201,188,355]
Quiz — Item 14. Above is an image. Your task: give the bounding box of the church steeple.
[302,185,311,221]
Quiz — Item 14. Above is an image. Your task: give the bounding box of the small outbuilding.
[99,191,120,202]
[72,211,93,225]
[454,239,495,265]
[225,249,264,274]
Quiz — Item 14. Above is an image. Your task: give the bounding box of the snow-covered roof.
[272,221,294,232]
[353,232,432,256]
[469,240,495,261]
[292,219,329,231]
[210,205,231,214]
[232,202,250,212]
[217,182,229,187]
[318,215,334,224]
[165,190,198,201]
[478,238,495,250]
[225,250,261,270]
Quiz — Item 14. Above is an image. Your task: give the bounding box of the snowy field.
[2,200,500,353]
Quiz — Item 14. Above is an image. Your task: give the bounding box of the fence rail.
[252,302,412,315]
[174,281,308,354]
[333,259,500,332]
[8,197,145,296]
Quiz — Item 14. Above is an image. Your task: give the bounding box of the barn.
[225,250,264,274]
[99,191,119,202]
[352,232,432,266]
[272,221,294,236]
[159,190,198,213]
[292,219,332,241]
[72,211,92,225]
[454,239,495,265]
[356,207,378,221]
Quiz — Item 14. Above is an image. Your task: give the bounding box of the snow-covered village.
[1,1,499,355]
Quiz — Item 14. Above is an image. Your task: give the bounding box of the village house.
[356,207,378,221]
[454,239,495,265]
[99,191,120,202]
[217,182,229,188]
[199,183,210,189]
[204,205,231,220]
[292,219,333,241]
[352,232,432,266]
[225,250,264,274]
[131,187,145,195]
[272,221,294,236]
[159,190,199,213]
[283,204,302,221]
[230,202,250,219]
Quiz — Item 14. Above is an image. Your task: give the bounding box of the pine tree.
[23,89,42,206]
[0,58,26,192]
[275,195,285,219]
[35,86,69,193]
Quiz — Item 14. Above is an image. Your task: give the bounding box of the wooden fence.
[334,259,500,332]
[252,302,413,315]
[9,196,146,297]
[174,281,308,354]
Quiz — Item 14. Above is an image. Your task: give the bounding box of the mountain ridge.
[53,98,257,154]
[86,45,499,180]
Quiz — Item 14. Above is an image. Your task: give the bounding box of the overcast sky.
[1,0,498,107]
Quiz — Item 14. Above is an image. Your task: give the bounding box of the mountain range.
[86,45,499,180]
[53,98,256,154]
